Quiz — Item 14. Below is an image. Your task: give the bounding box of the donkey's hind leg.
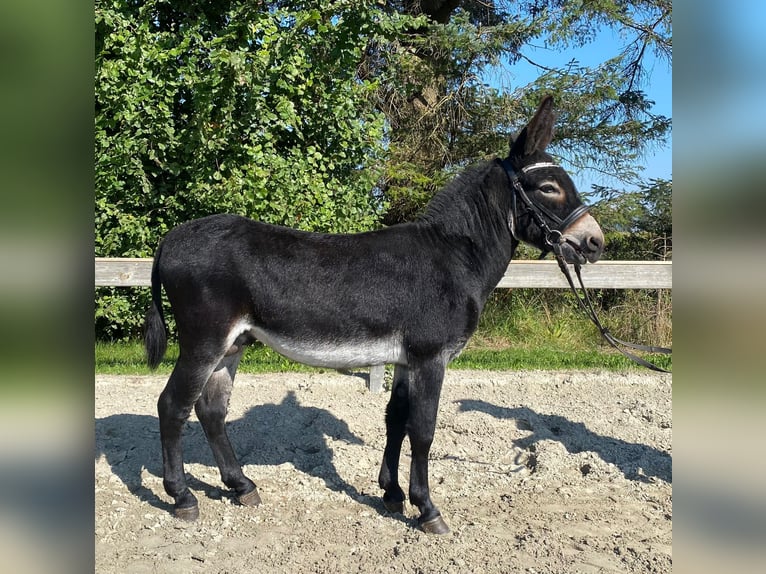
[378,365,409,514]
[194,349,261,508]
[157,348,222,521]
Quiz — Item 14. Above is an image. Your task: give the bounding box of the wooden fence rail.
[95,258,672,289]
[95,258,671,391]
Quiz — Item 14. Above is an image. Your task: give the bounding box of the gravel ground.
[95,369,672,573]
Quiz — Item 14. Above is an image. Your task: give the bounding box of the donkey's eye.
[539,184,560,195]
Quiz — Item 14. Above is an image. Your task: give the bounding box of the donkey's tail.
[144,244,168,370]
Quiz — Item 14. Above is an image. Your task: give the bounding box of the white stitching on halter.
[519,162,559,174]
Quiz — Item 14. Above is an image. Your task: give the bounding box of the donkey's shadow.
[96,390,404,521]
[455,399,672,484]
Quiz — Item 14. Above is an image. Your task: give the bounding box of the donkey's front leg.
[407,357,450,534]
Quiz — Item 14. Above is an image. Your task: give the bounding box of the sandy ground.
[95,369,671,573]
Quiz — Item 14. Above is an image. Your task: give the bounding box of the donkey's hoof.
[174,504,199,521]
[420,515,450,535]
[383,499,405,514]
[237,488,262,507]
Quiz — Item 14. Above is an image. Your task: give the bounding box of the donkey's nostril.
[587,234,604,253]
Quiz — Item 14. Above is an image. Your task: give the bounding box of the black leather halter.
[500,158,591,248]
[501,158,672,373]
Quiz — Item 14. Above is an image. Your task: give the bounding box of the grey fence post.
[368,365,385,393]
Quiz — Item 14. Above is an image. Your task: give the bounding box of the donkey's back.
[146,213,480,371]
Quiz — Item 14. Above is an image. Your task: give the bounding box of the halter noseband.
[500,158,591,247]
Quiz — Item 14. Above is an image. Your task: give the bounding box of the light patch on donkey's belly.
[246,325,407,369]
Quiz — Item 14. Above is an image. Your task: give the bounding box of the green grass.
[95,340,317,375]
[95,339,670,375]
[453,346,671,371]
[96,290,671,374]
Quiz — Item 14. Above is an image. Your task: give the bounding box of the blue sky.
[675,0,765,170]
[497,27,672,193]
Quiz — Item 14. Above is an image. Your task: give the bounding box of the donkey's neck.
[418,161,517,297]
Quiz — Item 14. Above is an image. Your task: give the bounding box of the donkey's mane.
[417,160,507,239]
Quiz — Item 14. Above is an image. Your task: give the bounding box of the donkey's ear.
[510,95,556,157]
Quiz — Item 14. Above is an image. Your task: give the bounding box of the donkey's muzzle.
[560,213,605,264]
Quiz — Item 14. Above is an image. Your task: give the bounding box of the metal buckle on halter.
[544,228,562,247]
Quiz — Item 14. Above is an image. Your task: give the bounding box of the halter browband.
[519,162,559,174]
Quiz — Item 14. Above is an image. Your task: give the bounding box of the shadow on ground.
[96,390,411,525]
[455,399,671,483]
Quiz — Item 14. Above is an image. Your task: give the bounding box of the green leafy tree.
[585,177,672,261]
[363,0,672,222]
[96,0,390,252]
[95,0,398,338]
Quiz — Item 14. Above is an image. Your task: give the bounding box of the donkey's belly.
[241,324,407,369]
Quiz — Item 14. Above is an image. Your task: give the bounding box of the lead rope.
[550,243,672,373]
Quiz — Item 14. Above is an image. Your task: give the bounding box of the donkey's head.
[505,96,604,264]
